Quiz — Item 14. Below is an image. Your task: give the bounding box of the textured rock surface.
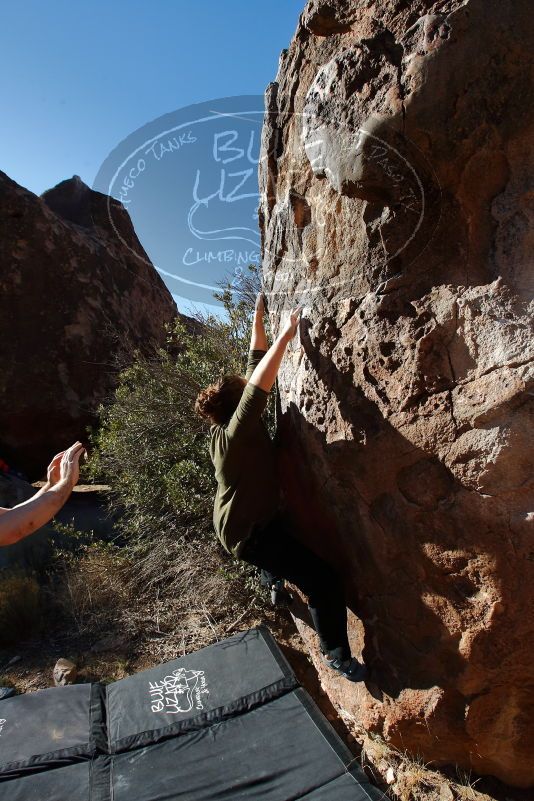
[53,657,77,686]
[0,172,176,478]
[259,0,534,788]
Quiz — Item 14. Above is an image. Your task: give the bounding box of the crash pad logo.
[148,668,209,715]
[0,719,6,737]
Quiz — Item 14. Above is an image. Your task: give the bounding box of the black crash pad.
[0,759,109,801]
[0,626,381,800]
[110,689,379,801]
[0,683,105,777]
[106,626,297,752]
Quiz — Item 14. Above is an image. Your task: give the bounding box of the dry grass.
[0,528,269,699]
[43,527,266,662]
[51,541,133,636]
[120,533,266,658]
[0,572,43,645]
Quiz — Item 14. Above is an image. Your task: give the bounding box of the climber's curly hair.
[195,374,247,425]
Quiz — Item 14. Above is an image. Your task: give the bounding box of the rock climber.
[195,293,367,682]
[0,442,85,546]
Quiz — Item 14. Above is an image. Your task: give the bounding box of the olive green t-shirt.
[209,349,280,557]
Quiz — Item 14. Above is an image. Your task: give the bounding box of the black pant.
[240,511,351,661]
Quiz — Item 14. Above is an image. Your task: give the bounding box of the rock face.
[0,172,176,478]
[259,0,534,788]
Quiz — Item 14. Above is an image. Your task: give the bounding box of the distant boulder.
[0,171,177,478]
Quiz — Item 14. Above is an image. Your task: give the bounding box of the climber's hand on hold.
[251,292,268,351]
[255,291,265,315]
[248,305,302,394]
[281,305,302,341]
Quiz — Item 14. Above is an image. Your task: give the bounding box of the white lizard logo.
[148,668,209,714]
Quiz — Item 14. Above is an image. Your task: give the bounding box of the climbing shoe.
[322,654,368,682]
[271,580,293,608]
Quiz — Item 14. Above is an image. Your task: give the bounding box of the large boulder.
[0,172,177,478]
[259,0,534,788]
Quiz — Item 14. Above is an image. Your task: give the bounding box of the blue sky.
[0,1,304,312]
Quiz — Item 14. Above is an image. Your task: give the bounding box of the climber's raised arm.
[249,291,268,352]
[248,305,301,394]
[195,300,301,436]
[0,442,85,546]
